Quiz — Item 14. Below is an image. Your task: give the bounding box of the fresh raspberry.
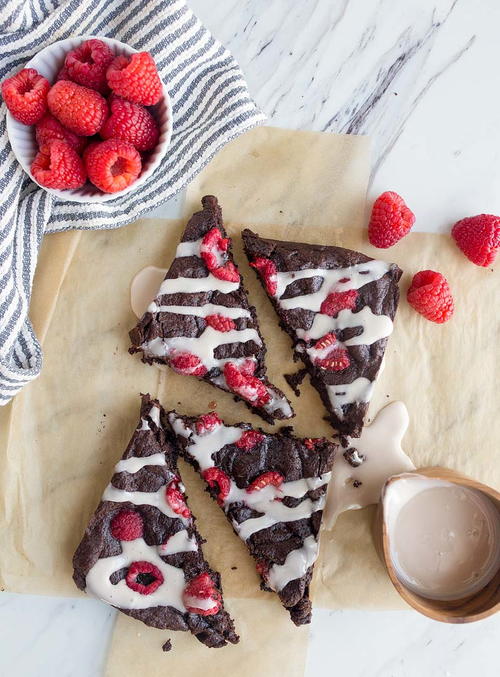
[2,68,49,125]
[110,509,143,541]
[47,80,108,136]
[126,561,164,595]
[368,191,415,248]
[56,65,71,81]
[304,438,323,450]
[202,467,231,505]
[100,95,159,151]
[35,113,87,154]
[183,573,222,616]
[64,39,114,93]
[250,257,278,296]
[223,362,270,407]
[451,214,500,267]
[200,227,240,283]
[320,290,358,317]
[31,140,86,190]
[84,138,141,193]
[240,359,257,377]
[196,412,223,435]
[165,479,191,519]
[311,333,350,371]
[170,352,207,377]
[247,471,284,493]
[205,314,236,332]
[235,429,265,450]
[407,270,454,324]
[106,52,162,105]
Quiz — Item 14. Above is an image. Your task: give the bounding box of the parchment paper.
[0,127,498,671]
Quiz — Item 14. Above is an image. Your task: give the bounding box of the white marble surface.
[2,1,500,675]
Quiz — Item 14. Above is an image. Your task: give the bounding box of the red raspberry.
[451,214,500,267]
[126,561,164,595]
[235,429,265,450]
[56,65,71,81]
[202,467,231,505]
[223,362,270,407]
[368,191,415,248]
[312,333,350,371]
[106,52,162,105]
[84,138,141,193]
[100,95,159,152]
[165,479,191,519]
[407,270,454,324]
[47,80,108,136]
[255,560,269,580]
[205,314,236,332]
[183,573,222,616]
[31,140,86,190]
[64,39,114,94]
[35,113,87,154]
[320,290,358,317]
[200,228,240,283]
[196,412,223,435]
[250,257,278,295]
[170,352,207,377]
[110,509,143,541]
[2,68,49,125]
[247,471,284,493]
[304,438,323,450]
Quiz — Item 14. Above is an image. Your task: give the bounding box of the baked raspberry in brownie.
[129,196,293,424]
[168,410,336,626]
[242,229,402,437]
[73,395,238,649]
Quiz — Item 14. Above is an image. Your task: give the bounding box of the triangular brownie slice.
[129,196,293,424]
[73,394,239,649]
[242,229,402,437]
[168,410,336,625]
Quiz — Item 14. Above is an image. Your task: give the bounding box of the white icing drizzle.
[326,378,374,420]
[175,239,201,258]
[115,453,166,475]
[136,418,150,431]
[157,274,239,296]
[267,535,319,592]
[102,484,189,524]
[297,306,393,346]
[275,260,391,311]
[149,405,161,426]
[142,327,262,370]
[85,538,186,611]
[157,529,198,556]
[168,414,242,470]
[147,303,251,319]
[323,401,415,529]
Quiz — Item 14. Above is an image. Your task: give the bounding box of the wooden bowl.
[373,467,500,623]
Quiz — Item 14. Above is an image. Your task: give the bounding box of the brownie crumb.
[343,447,365,468]
[162,639,172,652]
[231,566,237,570]
[284,368,308,397]
[353,480,362,488]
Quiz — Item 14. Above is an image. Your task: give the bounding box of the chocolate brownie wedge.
[129,196,293,424]
[168,410,336,626]
[73,395,238,649]
[242,229,402,437]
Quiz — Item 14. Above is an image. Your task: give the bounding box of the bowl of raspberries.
[2,36,172,201]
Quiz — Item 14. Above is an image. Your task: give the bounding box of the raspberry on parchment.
[407,270,454,323]
[368,191,415,248]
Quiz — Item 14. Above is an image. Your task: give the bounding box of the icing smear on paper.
[323,401,415,530]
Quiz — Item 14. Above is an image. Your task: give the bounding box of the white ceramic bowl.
[6,35,172,203]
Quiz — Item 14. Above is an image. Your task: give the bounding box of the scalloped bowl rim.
[5,35,172,203]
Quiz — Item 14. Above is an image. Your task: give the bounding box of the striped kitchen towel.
[0,0,265,404]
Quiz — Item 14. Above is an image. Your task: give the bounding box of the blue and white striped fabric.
[0,0,265,405]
